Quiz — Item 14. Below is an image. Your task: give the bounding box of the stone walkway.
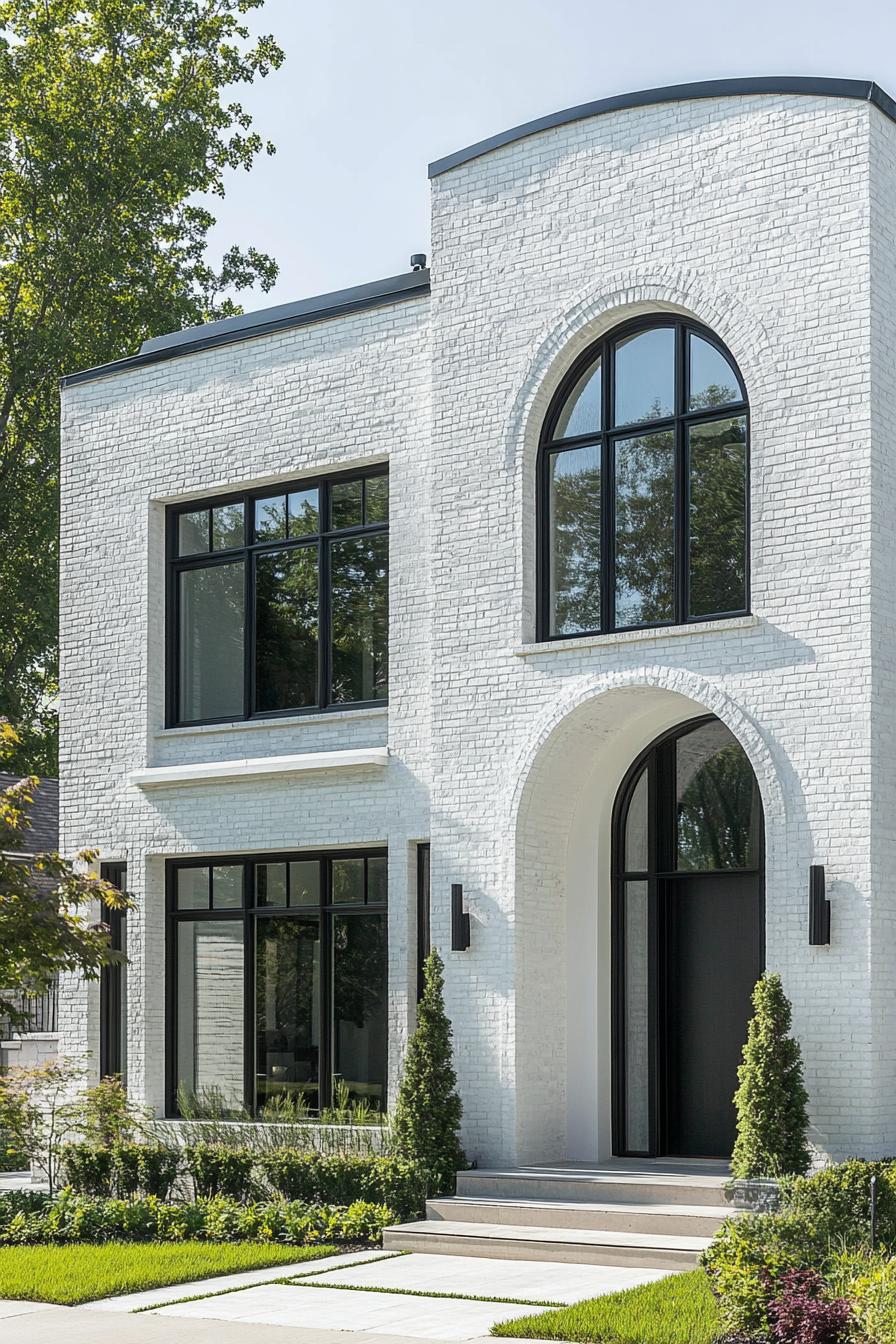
[0,1249,670,1343]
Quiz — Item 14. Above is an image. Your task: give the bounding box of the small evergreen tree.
[731,972,811,1179]
[392,949,466,1194]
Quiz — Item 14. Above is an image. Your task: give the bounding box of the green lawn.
[0,1242,339,1305]
[491,1270,721,1344]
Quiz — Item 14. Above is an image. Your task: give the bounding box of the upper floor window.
[538,318,748,639]
[167,467,388,726]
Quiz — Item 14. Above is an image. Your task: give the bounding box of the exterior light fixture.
[809,864,830,945]
[451,883,470,951]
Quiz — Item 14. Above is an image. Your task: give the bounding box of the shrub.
[61,1141,181,1201]
[186,1143,253,1199]
[781,1159,896,1248]
[0,1189,393,1246]
[842,1253,896,1343]
[60,1142,113,1196]
[767,1268,853,1344]
[732,973,811,1179]
[702,1212,829,1339]
[258,1151,428,1217]
[138,1144,180,1200]
[68,1076,149,1146]
[391,948,465,1194]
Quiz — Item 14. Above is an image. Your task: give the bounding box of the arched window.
[538,318,748,638]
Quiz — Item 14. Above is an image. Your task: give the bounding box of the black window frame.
[99,861,128,1083]
[610,715,765,1158]
[536,316,750,641]
[166,464,389,728]
[165,848,388,1118]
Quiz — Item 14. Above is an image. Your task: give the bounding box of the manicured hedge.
[0,1188,394,1246]
[61,1142,179,1200]
[61,1142,429,1218]
[258,1151,429,1217]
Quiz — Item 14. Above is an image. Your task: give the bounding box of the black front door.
[613,716,764,1159]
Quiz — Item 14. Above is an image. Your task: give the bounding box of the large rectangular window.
[168,468,388,726]
[167,851,388,1117]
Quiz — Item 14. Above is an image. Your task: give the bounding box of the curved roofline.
[428,76,896,178]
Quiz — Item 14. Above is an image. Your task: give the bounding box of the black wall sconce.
[809,864,830,945]
[451,884,471,951]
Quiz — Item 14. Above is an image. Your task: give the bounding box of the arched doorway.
[612,715,764,1159]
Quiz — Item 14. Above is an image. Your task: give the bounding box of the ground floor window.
[166,850,387,1118]
[100,861,128,1084]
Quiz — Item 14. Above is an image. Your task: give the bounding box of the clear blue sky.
[209,0,896,308]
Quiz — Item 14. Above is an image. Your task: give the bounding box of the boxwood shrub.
[61,1142,180,1201]
[780,1158,896,1247]
[0,1188,393,1246]
[185,1143,254,1199]
[258,1151,429,1217]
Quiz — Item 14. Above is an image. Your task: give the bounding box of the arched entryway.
[612,715,764,1159]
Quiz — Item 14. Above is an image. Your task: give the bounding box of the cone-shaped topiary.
[391,948,466,1194]
[731,972,811,1179]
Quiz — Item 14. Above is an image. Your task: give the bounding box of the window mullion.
[674,324,687,626]
[243,865,254,1114]
[244,514,254,719]
[603,337,614,633]
[319,482,330,709]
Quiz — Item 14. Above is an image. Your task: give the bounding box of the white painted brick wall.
[59,90,895,1167]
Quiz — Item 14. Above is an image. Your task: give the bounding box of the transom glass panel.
[540,319,748,638]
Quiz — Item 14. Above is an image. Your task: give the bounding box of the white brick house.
[57,77,896,1170]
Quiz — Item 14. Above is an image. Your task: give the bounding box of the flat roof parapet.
[62,269,430,388]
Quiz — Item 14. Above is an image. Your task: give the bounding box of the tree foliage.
[0,720,132,1026]
[731,972,812,1179]
[391,949,466,1194]
[0,0,284,773]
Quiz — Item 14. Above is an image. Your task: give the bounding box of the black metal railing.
[0,982,58,1037]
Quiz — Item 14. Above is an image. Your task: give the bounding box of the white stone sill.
[1,1033,58,1048]
[130,747,389,790]
[153,706,387,740]
[513,614,759,657]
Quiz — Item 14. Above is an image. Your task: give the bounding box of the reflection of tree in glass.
[615,421,674,625]
[677,744,758,870]
[549,386,746,632]
[689,414,746,617]
[256,920,319,1107]
[333,914,386,1031]
[550,453,601,634]
[255,548,318,711]
[330,536,388,703]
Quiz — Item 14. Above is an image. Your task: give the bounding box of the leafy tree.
[0,720,132,1028]
[0,1057,85,1194]
[731,972,812,1179]
[0,0,285,774]
[392,949,466,1194]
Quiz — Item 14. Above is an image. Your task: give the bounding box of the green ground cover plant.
[0,1240,334,1305]
[490,1269,721,1344]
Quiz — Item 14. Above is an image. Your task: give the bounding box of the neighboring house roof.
[0,774,59,857]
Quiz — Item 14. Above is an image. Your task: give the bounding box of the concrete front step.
[383,1219,710,1270]
[426,1195,736,1238]
[456,1166,732,1208]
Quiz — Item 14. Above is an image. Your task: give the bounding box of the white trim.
[129,747,390,790]
[513,614,759,657]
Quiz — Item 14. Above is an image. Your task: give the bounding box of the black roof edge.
[61,269,430,389]
[429,76,896,178]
